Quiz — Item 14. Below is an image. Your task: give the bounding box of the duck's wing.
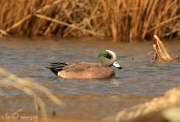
[63,62,98,72]
[46,62,97,76]
[46,62,70,75]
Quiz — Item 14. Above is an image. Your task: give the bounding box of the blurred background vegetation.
[0,0,180,41]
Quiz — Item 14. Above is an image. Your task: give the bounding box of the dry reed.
[0,67,64,118]
[103,85,180,122]
[0,0,180,41]
[147,35,179,62]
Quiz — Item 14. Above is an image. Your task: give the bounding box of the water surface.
[0,38,179,119]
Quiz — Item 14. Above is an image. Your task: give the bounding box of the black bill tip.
[118,66,122,69]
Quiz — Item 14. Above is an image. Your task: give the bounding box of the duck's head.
[98,50,122,69]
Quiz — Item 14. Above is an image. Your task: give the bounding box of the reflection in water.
[0,38,179,119]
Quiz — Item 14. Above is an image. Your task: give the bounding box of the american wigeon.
[46,50,122,79]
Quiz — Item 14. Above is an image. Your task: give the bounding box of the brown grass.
[147,35,180,62]
[0,67,64,118]
[103,85,180,122]
[0,0,180,41]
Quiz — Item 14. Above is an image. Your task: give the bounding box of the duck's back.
[59,62,115,79]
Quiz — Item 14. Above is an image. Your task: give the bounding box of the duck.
[46,50,122,79]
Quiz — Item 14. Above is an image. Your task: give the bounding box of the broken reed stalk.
[0,29,10,37]
[0,67,64,117]
[35,14,104,37]
[6,15,32,32]
[147,35,180,62]
[147,14,180,33]
[0,0,180,41]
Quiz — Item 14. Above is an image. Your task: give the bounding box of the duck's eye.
[106,53,112,59]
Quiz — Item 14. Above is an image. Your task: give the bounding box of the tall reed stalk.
[0,0,180,41]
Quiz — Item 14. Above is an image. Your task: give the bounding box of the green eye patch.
[99,50,112,59]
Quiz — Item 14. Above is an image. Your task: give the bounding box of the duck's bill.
[113,61,122,69]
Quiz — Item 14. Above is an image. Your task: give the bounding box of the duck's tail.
[46,62,68,76]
